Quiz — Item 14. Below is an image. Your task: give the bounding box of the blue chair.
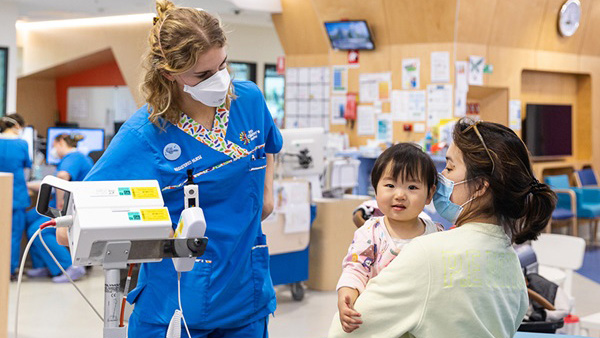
[575,168,598,187]
[545,174,600,243]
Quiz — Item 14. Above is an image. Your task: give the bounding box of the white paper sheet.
[402,58,420,89]
[357,105,376,135]
[310,100,322,116]
[309,84,323,99]
[359,72,392,103]
[391,90,426,121]
[309,67,322,83]
[285,83,298,100]
[431,51,450,83]
[509,100,522,131]
[286,68,299,83]
[298,84,309,100]
[427,84,453,127]
[273,181,311,234]
[376,113,393,143]
[285,100,299,117]
[455,61,468,92]
[468,56,484,86]
[298,67,309,83]
[332,66,348,94]
[298,100,309,115]
[330,95,347,125]
[454,89,467,117]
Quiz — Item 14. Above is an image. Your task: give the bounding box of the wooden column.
[0,173,14,338]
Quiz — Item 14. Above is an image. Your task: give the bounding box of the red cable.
[39,219,56,229]
[119,263,136,327]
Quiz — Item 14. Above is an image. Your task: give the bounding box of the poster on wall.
[330,95,346,125]
[376,113,393,143]
[427,84,453,127]
[431,51,450,83]
[454,89,467,118]
[509,100,522,131]
[402,58,420,89]
[455,61,468,92]
[391,90,426,122]
[357,105,376,135]
[332,66,348,94]
[0,47,7,116]
[468,56,485,86]
[359,72,392,103]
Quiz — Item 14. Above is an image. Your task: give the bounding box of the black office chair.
[88,150,105,164]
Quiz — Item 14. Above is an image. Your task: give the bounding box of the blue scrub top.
[0,136,31,209]
[57,151,93,181]
[85,81,283,329]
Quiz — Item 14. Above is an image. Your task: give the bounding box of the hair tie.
[153,17,159,25]
[529,178,543,194]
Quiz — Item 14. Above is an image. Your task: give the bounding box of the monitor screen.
[46,127,105,165]
[522,104,572,158]
[20,126,35,162]
[324,20,375,51]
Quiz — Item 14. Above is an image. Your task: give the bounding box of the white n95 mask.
[183,68,231,107]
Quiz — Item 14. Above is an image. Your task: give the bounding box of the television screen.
[522,104,572,158]
[324,20,375,51]
[46,127,105,165]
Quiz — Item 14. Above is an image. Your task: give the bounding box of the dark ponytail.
[0,113,25,133]
[453,118,557,244]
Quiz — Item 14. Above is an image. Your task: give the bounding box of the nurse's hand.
[338,287,362,333]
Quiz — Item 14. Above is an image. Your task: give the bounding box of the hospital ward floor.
[7,267,600,337]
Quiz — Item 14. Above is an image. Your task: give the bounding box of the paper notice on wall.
[431,51,450,83]
[402,58,420,89]
[454,89,467,117]
[359,72,392,103]
[298,67,309,83]
[391,90,426,122]
[468,56,485,86]
[332,66,348,94]
[310,100,322,116]
[376,113,393,143]
[427,84,453,127]
[509,100,522,131]
[331,95,346,125]
[455,61,468,92]
[273,181,311,234]
[286,68,299,83]
[357,105,376,135]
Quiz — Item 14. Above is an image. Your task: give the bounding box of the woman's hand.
[337,287,362,333]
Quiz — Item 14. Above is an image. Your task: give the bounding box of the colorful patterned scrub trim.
[176,105,249,160]
[162,143,266,191]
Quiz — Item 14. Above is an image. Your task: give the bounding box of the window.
[228,61,256,83]
[264,64,284,128]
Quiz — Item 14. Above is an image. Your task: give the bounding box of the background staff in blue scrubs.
[26,133,93,282]
[56,1,282,337]
[0,113,31,281]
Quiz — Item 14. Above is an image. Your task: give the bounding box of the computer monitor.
[46,127,105,165]
[20,126,35,162]
[279,127,325,177]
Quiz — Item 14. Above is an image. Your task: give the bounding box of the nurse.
[26,133,92,282]
[0,114,31,281]
[57,1,282,336]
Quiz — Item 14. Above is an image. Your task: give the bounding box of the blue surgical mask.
[433,173,475,224]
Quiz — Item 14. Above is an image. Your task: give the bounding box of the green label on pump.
[128,212,141,221]
[119,187,132,196]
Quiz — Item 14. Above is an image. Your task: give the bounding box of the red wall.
[56,60,126,122]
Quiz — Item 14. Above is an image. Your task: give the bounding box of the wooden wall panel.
[536,0,591,53]
[579,56,600,171]
[576,75,592,161]
[0,174,13,338]
[16,77,58,137]
[486,46,536,96]
[456,0,497,44]
[579,0,600,56]
[383,0,456,44]
[535,50,581,73]
[488,0,547,48]
[274,0,329,55]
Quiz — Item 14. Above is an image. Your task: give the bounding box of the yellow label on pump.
[140,208,170,222]
[131,187,159,199]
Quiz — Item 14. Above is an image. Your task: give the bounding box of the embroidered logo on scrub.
[239,132,250,145]
[163,143,181,161]
[240,129,260,145]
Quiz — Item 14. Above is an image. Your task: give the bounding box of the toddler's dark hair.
[371,143,437,195]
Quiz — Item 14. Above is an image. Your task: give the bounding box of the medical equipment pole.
[104,269,127,338]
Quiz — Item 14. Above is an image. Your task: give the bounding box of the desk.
[0,173,14,337]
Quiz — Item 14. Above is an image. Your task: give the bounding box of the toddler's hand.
[338,294,362,333]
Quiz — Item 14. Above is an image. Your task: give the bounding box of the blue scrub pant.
[128,311,269,338]
[10,208,26,273]
[26,216,72,276]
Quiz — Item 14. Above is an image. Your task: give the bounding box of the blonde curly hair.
[142,0,233,127]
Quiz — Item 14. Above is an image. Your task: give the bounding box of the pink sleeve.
[336,225,376,293]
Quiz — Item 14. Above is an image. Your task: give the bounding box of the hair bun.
[156,0,176,17]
